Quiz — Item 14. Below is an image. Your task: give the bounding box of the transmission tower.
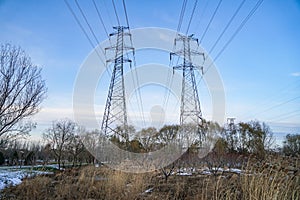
[101,26,133,142]
[171,34,205,146]
[227,117,236,130]
[224,117,238,152]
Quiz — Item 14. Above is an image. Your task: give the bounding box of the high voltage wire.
[267,109,300,122]
[204,0,264,74]
[64,0,95,52]
[190,0,224,105]
[202,0,264,77]
[173,0,189,68]
[112,0,120,26]
[65,0,268,127]
[64,0,107,67]
[73,0,112,75]
[164,0,205,122]
[271,113,300,123]
[212,0,264,62]
[122,0,134,50]
[193,0,209,35]
[195,0,246,83]
[242,95,300,120]
[207,0,246,55]
[121,0,146,127]
[122,0,130,28]
[75,0,100,45]
[186,0,198,34]
[177,0,188,32]
[192,0,224,110]
[162,0,189,119]
[194,0,264,113]
[102,0,114,27]
[92,0,110,38]
[92,0,113,50]
[200,0,223,44]
[238,80,300,119]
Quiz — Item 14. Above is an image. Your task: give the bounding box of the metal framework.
[227,118,236,130]
[171,34,205,145]
[101,26,133,142]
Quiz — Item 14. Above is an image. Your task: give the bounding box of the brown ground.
[1,156,299,200]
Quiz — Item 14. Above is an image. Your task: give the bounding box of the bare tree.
[157,125,179,145]
[80,130,99,164]
[0,43,46,140]
[203,138,227,177]
[67,134,85,167]
[43,119,77,169]
[161,163,175,182]
[283,134,300,157]
[238,121,274,159]
[41,143,52,165]
[136,127,158,152]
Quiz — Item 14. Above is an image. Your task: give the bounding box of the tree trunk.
[58,156,61,170]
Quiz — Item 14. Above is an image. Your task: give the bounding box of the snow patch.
[0,168,53,190]
[226,168,242,174]
[144,188,153,193]
[177,172,192,176]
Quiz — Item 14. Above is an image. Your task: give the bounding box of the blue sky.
[0,0,299,145]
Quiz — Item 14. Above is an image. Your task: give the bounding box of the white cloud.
[290,72,300,77]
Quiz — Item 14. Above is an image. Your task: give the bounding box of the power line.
[200,0,223,44]
[162,0,189,117]
[64,0,95,51]
[73,0,112,75]
[191,0,224,90]
[193,0,209,35]
[121,0,146,127]
[244,95,300,120]
[267,109,300,122]
[122,0,130,28]
[123,46,146,128]
[207,0,246,55]
[195,0,246,87]
[194,0,264,106]
[186,0,198,34]
[64,0,106,66]
[74,0,100,45]
[160,0,191,125]
[238,80,300,119]
[121,0,134,47]
[102,0,114,27]
[112,0,120,26]
[92,0,110,38]
[202,0,264,76]
[210,0,263,69]
[270,113,300,123]
[177,0,188,32]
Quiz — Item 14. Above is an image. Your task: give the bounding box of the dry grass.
[1,156,299,200]
[1,166,151,200]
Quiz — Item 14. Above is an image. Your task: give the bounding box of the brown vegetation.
[1,155,299,200]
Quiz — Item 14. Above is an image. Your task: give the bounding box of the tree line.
[1,118,299,169]
[0,43,299,170]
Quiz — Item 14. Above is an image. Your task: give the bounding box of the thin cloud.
[290,72,300,77]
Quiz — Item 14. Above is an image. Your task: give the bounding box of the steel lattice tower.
[171,34,205,145]
[101,26,133,142]
[227,118,236,130]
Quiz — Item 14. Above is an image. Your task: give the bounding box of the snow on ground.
[225,168,242,174]
[0,165,244,191]
[176,168,195,176]
[0,166,54,190]
[144,187,153,193]
[200,167,243,175]
[177,172,193,176]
